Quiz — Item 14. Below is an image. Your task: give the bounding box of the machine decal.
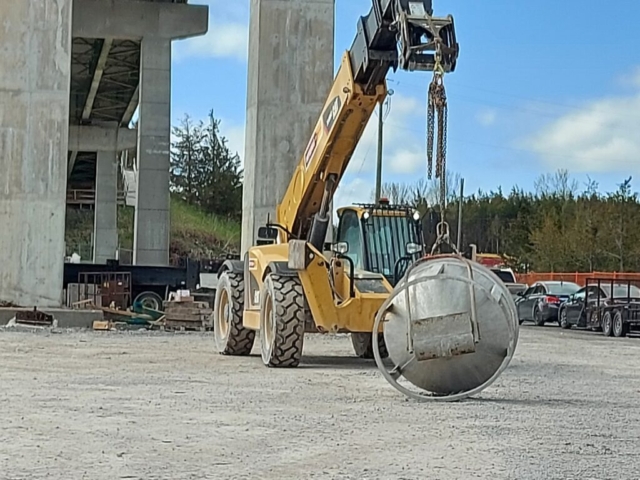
[322,96,342,133]
[304,131,318,169]
[248,258,257,270]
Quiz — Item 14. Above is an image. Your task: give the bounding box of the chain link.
[426,52,453,254]
[427,87,435,180]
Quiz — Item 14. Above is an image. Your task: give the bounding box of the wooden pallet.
[162,299,212,331]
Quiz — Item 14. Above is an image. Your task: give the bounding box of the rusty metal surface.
[78,272,132,309]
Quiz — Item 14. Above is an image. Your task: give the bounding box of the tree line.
[170,112,640,273]
[382,170,640,273]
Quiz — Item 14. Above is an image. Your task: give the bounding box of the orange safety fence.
[516,272,640,287]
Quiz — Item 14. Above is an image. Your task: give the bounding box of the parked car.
[515,281,580,326]
[558,280,640,336]
[490,267,528,299]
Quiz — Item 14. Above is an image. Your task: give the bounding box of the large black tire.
[533,305,545,326]
[601,311,613,337]
[351,332,389,359]
[260,274,306,368]
[612,310,628,338]
[213,271,255,355]
[559,308,571,329]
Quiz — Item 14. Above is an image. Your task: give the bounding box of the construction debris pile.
[71,289,213,332]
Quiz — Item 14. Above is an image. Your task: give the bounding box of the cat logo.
[248,258,256,270]
[322,96,341,133]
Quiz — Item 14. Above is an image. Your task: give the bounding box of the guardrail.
[67,189,126,206]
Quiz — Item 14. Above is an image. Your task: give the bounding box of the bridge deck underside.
[69,37,142,189]
[68,0,189,190]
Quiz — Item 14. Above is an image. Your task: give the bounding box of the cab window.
[337,211,363,269]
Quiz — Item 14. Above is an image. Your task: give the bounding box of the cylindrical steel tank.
[373,255,519,401]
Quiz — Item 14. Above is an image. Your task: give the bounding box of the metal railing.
[67,189,126,206]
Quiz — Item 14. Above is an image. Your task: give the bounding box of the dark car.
[559,282,640,335]
[516,281,581,326]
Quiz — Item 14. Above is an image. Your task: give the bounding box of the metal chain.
[438,88,448,210]
[426,52,454,254]
[427,87,435,179]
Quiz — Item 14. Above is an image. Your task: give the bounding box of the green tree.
[199,111,243,219]
[170,111,243,219]
[170,114,204,205]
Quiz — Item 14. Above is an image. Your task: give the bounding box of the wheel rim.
[141,297,160,310]
[613,315,622,336]
[261,289,275,361]
[603,315,611,334]
[216,288,230,338]
[561,311,566,326]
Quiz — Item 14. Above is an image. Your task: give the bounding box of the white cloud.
[521,91,640,173]
[476,108,497,127]
[173,1,249,62]
[618,66,640,89]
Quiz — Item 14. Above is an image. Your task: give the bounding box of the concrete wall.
[0,0,72,307]
[241,0,336,254]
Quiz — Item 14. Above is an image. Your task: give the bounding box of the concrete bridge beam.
[68,125,137,152]
[72,0,208,40]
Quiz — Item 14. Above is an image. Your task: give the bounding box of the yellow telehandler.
[212,0,459,367]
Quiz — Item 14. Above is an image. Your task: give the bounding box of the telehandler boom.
[213,0,459,367]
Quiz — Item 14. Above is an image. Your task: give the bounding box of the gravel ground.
[1,325,640,480]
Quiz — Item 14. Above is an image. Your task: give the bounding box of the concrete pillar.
[0,0,72,307]
[133,37,171,266]
[241,0,335,254]
[93,151,119,264]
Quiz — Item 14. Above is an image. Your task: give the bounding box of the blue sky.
[171,0,640,207]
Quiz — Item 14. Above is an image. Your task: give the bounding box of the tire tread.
[219,272,255,356]
[265,275,306,368]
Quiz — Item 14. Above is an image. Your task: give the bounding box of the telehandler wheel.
[213,271,255,356]
[260,274,306,368]
[351,332,388,359]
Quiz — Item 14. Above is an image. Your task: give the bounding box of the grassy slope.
[65,196,241,260]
